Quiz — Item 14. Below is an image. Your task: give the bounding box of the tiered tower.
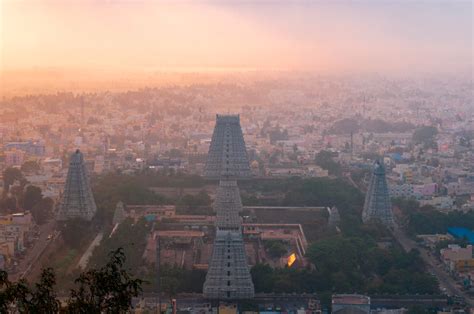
[57,150,97,221]
[204,114,252,179]
[203,114,254,300]
[203,180,254,299]
[362,160,394,227]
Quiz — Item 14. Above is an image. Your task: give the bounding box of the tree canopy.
[68,248,143,313]
[251,237,439,297]
[31,197,54,225]
[21,161,40,174]
[394,198,474,235]
[23,185,42,212]
[264,240,288,258]
[0,268,59,313]
[412,126,438,149]
[2,167,25,194]
[315,150,342,176]
[0,248,142,313]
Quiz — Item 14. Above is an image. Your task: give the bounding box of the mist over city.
[0,0,473,313]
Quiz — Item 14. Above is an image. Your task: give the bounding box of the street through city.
[392,226,474,307]
[10,220,57,282]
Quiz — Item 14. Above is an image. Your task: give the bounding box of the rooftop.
[448,227,474,244]
[332,294,370,305]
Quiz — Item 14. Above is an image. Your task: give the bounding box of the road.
[77,231,103,270]
[10,220,57,282]
[392,226,474,307]
[136,293,316,312]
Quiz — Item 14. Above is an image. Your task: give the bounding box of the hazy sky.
[1,0,472,74]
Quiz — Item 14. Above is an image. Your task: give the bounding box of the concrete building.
[417,234,454,249]
[0,212,33,262]
[441,244,474,273]
[332,294,370,314]
[419,196,454,211]
[4,141,45,156]
[441,245,473,262]
[389,184,415,199]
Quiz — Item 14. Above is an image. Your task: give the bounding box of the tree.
[92,173,167,224]
[1,249,143,313]
[264,240,287,258]
[0,268,59,313]
[23,185,43,212]
[0,274,30,312]
[31,197,54,225]
[88,218,151,271]
[60,218,91,248]
[21,161,40,174]
[328,118,360,134]
[250,264,275,292]
[2,167,24,194]
[161,277,180,296]
[412,126,438,149]
[176,190,212,214]
[0,196,17,214]
[29,268,60,313]
[9,185,24,206]
[315,151,341,176]
[67,248,143,313]
[164,149,184,158]
[392,197,420,216]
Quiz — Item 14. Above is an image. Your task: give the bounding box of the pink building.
[441,244,473,262]
[413,183,438,197]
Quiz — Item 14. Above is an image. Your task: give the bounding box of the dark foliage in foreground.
[0,248,143,313]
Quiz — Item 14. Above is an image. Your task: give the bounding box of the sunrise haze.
[1,0,472,74]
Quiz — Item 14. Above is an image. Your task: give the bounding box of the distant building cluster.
[0,76,472,214]
[0,213,34,269]
[0,75,472,308]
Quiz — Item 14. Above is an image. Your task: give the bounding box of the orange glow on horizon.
[1,1,471,75]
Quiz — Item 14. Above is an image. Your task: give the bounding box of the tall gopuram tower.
[362,160,394,227]
[204,114,252,179]
[203,180,254,299]
[57,150,97,221]
[203,114,254,300]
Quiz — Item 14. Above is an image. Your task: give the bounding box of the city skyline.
[0,0,473,311]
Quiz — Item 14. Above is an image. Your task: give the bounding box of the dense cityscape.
[0,73,473,312]
[1,0,473,313]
